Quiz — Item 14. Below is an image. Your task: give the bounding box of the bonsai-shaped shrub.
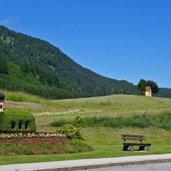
[0,109,36,132]
[56,124,82,140]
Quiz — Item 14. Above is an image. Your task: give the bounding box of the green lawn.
[0,127,171,165]
[1,90,171,164]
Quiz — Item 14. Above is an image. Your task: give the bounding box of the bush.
[56,124,82,139]
[0,109,36,132]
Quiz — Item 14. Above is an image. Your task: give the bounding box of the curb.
[38,158,171,171]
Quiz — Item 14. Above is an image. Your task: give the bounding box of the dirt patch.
[4,101,50,112]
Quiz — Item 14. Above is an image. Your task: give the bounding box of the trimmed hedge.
[0,109,36,132]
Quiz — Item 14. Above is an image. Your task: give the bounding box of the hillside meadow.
[1,90,171,164]
[4,89,171,115]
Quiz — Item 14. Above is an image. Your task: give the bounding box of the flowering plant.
[56,124,82,139]
[0,132,65,139]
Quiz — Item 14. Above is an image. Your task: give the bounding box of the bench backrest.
[121,134,145,141]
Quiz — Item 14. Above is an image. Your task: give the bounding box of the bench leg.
[123,145,129,151]
[128,146,133,151]
[123,145,133,151]
[139,145,145,151]
[139,146,150,151]
[145,146,150,151]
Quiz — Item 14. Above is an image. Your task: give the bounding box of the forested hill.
[0,26,169,99]
[0,26,139,99]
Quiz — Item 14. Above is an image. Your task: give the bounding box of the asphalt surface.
[1,154,171,171]
[82,163,171,171]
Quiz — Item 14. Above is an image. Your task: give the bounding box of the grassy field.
[1,90,171,164]
[4,89,171,115]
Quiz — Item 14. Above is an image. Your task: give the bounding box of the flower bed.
[0,132,92,155]
[0,137,69,155]
[0,132,64,139]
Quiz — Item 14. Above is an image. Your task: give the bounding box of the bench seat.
[123,142,151,151]
[121,134,145,141]
[121,134,151,151]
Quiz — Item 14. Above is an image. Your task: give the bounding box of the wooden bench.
[121,134,151,151]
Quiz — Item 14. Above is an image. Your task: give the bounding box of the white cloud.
[0,17,19,26]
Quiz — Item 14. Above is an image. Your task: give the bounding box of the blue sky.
[0,0,171,87]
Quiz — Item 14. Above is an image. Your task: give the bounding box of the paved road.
[1,154,171,171]
[82,163,171,171]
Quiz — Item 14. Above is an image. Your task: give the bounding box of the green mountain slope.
[0,26,170,99]
[157,88,171,98]
[0,26,139,99]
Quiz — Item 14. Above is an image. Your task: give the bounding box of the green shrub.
[22,146,33,155]
[2,143,10,155]
[0,109,36,132]
[56,124,82,139]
